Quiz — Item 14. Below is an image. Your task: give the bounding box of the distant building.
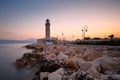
[37,38,44,44]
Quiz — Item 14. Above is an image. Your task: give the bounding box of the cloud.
[0,31,18,35]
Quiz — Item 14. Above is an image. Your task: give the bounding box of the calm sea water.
[0,43,34,80]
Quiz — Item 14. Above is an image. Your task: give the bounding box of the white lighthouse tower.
[37,19,58,44]
[45,19,50,39]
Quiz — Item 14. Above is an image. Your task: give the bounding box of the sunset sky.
[0,0,120,40]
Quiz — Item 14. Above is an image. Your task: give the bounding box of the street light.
[62,32,64,41]
[72,35,74,41]
[81,25,88,40]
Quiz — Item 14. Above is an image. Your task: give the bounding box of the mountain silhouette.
[0,38,36,43]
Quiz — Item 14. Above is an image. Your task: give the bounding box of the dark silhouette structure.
[45,19,50,39]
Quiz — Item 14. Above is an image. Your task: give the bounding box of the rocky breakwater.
[15,43,120,80]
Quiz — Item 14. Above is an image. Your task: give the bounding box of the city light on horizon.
[0,0,120,40]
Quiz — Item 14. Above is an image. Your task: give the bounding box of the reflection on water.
[0,43,34,80]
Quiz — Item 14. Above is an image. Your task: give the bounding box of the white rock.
[48,68,64,80]
[94,56,120,73]
[86,66,100,79]
[112,74,120,80]
[78,59,92,71]
[100,74,110,80]
[57,52,69,63]
[66,72,77,80]
[40,72,49,80]
[81,48,92,58]
[104,71,120,80]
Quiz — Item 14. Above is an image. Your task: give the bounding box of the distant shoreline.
[0,39,36,44]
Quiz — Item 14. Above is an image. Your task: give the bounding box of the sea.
[0,43,34,80]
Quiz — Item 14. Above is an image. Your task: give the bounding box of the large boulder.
[107,47,120,51]
[107,51,120,57]
[66,58,80,70]
[40,62,61,73]
[22,53,40,60]
[15,59,25,68]
[57,52,69,63]
[78,59,101,79]
[86,66,100,80]
[40,72,49,80]
[45,53,57,61]
[48,68,64,80]
[94,56,120,73]
[82,47,105,61]
[67,60,79,70]
[79,61,92,71]
[64,70,95,80]
[75,71,95,80]
[26,58,37,66]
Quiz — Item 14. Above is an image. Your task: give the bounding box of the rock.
[35,69,41,76]
[107,51,120,57]
[22,53,44,66]
[76,71,87,80]
[81,48,92,58]
[32,77,39,80]
[79,62,92,71]
[75,49,81,54]
[64,70,94,80]
[39,47,44,52]
[48,72,62,80]
[45,53,57,61]
[40,62,61,72]
[81,47,105,61]
[40,72,49,80]
[43,77,48,80]
[112,74,120,80]
[25,44,37,50]
[55,68,65,75]
[107,47,120,51]
[78,59,100,79]
[57,52,68,60]
[104,71,120,80]
[26,59,37,66]
[15,44,120,80]
[48,68,64,80]
[57,51,69,63]
[66,58,79,70]
[22,53,40,60]
[100,74,110,80]
[25,44,44,51]
[64,72,77,80]
[83,52,103,61]
[96,56,120,73]
[15,59,25,68]
[86,66,100,79]
[75,71,95,80]
[77,58,94,71]
[38,55,47,63]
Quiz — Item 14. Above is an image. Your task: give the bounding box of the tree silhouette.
[108,34,114,41]
[108,34,114,39]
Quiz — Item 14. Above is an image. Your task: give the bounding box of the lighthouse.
[37,19,58,44]
[45,19,50,39]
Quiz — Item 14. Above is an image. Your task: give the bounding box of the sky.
[0,0,120,40]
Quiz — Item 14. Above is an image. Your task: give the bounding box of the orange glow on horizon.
[0,0,120,40]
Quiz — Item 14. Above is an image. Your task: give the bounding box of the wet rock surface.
[15,43,120,80]
[40,61,61,72]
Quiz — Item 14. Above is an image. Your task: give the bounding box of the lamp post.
[81,25,88,40]
[62,32,64,41]
[72,35,74,41]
